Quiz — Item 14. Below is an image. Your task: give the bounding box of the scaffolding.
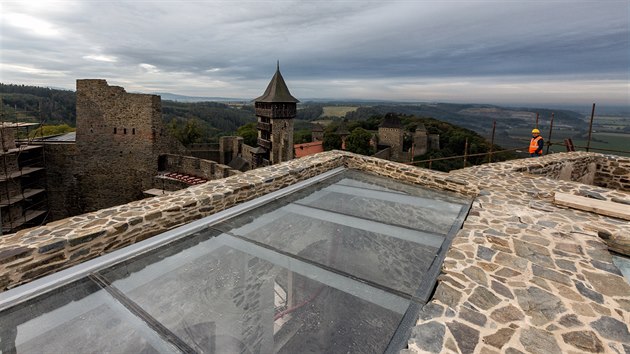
[0,97,49,235]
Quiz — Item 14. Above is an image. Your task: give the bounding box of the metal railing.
[406,103,630,170]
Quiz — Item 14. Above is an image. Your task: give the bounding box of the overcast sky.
[1,0,628,106]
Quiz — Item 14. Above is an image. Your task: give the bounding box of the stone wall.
[511,152,601,184]
[219,136,243,165]
[41,143,81,220]
[346,154,478,197]
[413,130,428,156]
[0,127,17,151]
[270,118,294,164]
[372,147,391,160]
[74,79,186,213]
[159,154,239,181]
[595,155,630,192]
[378,127,403,161]
[428,133,440,150]
[0,151,345,290]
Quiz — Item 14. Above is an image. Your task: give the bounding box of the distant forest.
[0,83,76,125]
[0,84,257,142]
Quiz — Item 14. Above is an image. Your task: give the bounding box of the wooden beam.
[554,192,630,221]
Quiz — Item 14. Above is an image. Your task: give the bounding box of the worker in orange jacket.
[529,128,544,157]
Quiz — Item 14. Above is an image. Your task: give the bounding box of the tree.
[323,132,342,151]
[29,124,76,138]
[236,122,258,146]
[168,118,206,146]
[346,128,373,155]
[293,129,312,144]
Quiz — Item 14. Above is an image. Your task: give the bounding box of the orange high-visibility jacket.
[529,136,543,155]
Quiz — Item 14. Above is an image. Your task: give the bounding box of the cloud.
[83,55,118,63]
[0,1,628,105]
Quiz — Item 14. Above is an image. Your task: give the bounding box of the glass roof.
[0,168,470,353]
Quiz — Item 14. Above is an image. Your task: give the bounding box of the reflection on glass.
[99,236,404,354]
[224,212,441,296]
[296,188,462,234]
[0,278,174,354]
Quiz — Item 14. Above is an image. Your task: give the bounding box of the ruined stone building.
[24,80,241,222]
[73,79,186,211]
[311,123,324,142]
[374,113,439,162]
[378,114,405,161]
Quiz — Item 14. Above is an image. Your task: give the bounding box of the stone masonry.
[595,155,630,192]
[406,153,630,354]
[0,151,629,353]
[74,79,185,212]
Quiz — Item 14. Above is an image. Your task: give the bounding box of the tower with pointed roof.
[253,62,299,166]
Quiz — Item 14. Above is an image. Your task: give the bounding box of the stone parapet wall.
[160,154,239,181]
[372,147,391,160]
[346,154,478,197]
[595,155,630,192]
[510,151,602,184]
[0,151,345,290]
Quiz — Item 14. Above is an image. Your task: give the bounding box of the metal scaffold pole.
[586,103,596,152]
[546,113,554,155]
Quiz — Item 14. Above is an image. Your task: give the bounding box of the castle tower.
[253,63,299,166]
[378,113,404,161]
[75,79,184,212]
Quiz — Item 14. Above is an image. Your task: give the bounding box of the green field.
[570,133,630,157]
[593,115,630,132]
[321,106,358,118]
[311,119,333,127]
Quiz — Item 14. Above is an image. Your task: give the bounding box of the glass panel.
[340,169,470,205]
[99,232,406,354]
[0,278,176,354]
[295,186,463,234]
[218,211,442,296]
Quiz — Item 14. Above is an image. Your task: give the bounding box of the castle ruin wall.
[74,79,185,213]
[159,153,240,181]
[42,143,81,220]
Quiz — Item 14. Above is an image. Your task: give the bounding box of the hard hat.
[532,128,540,134]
